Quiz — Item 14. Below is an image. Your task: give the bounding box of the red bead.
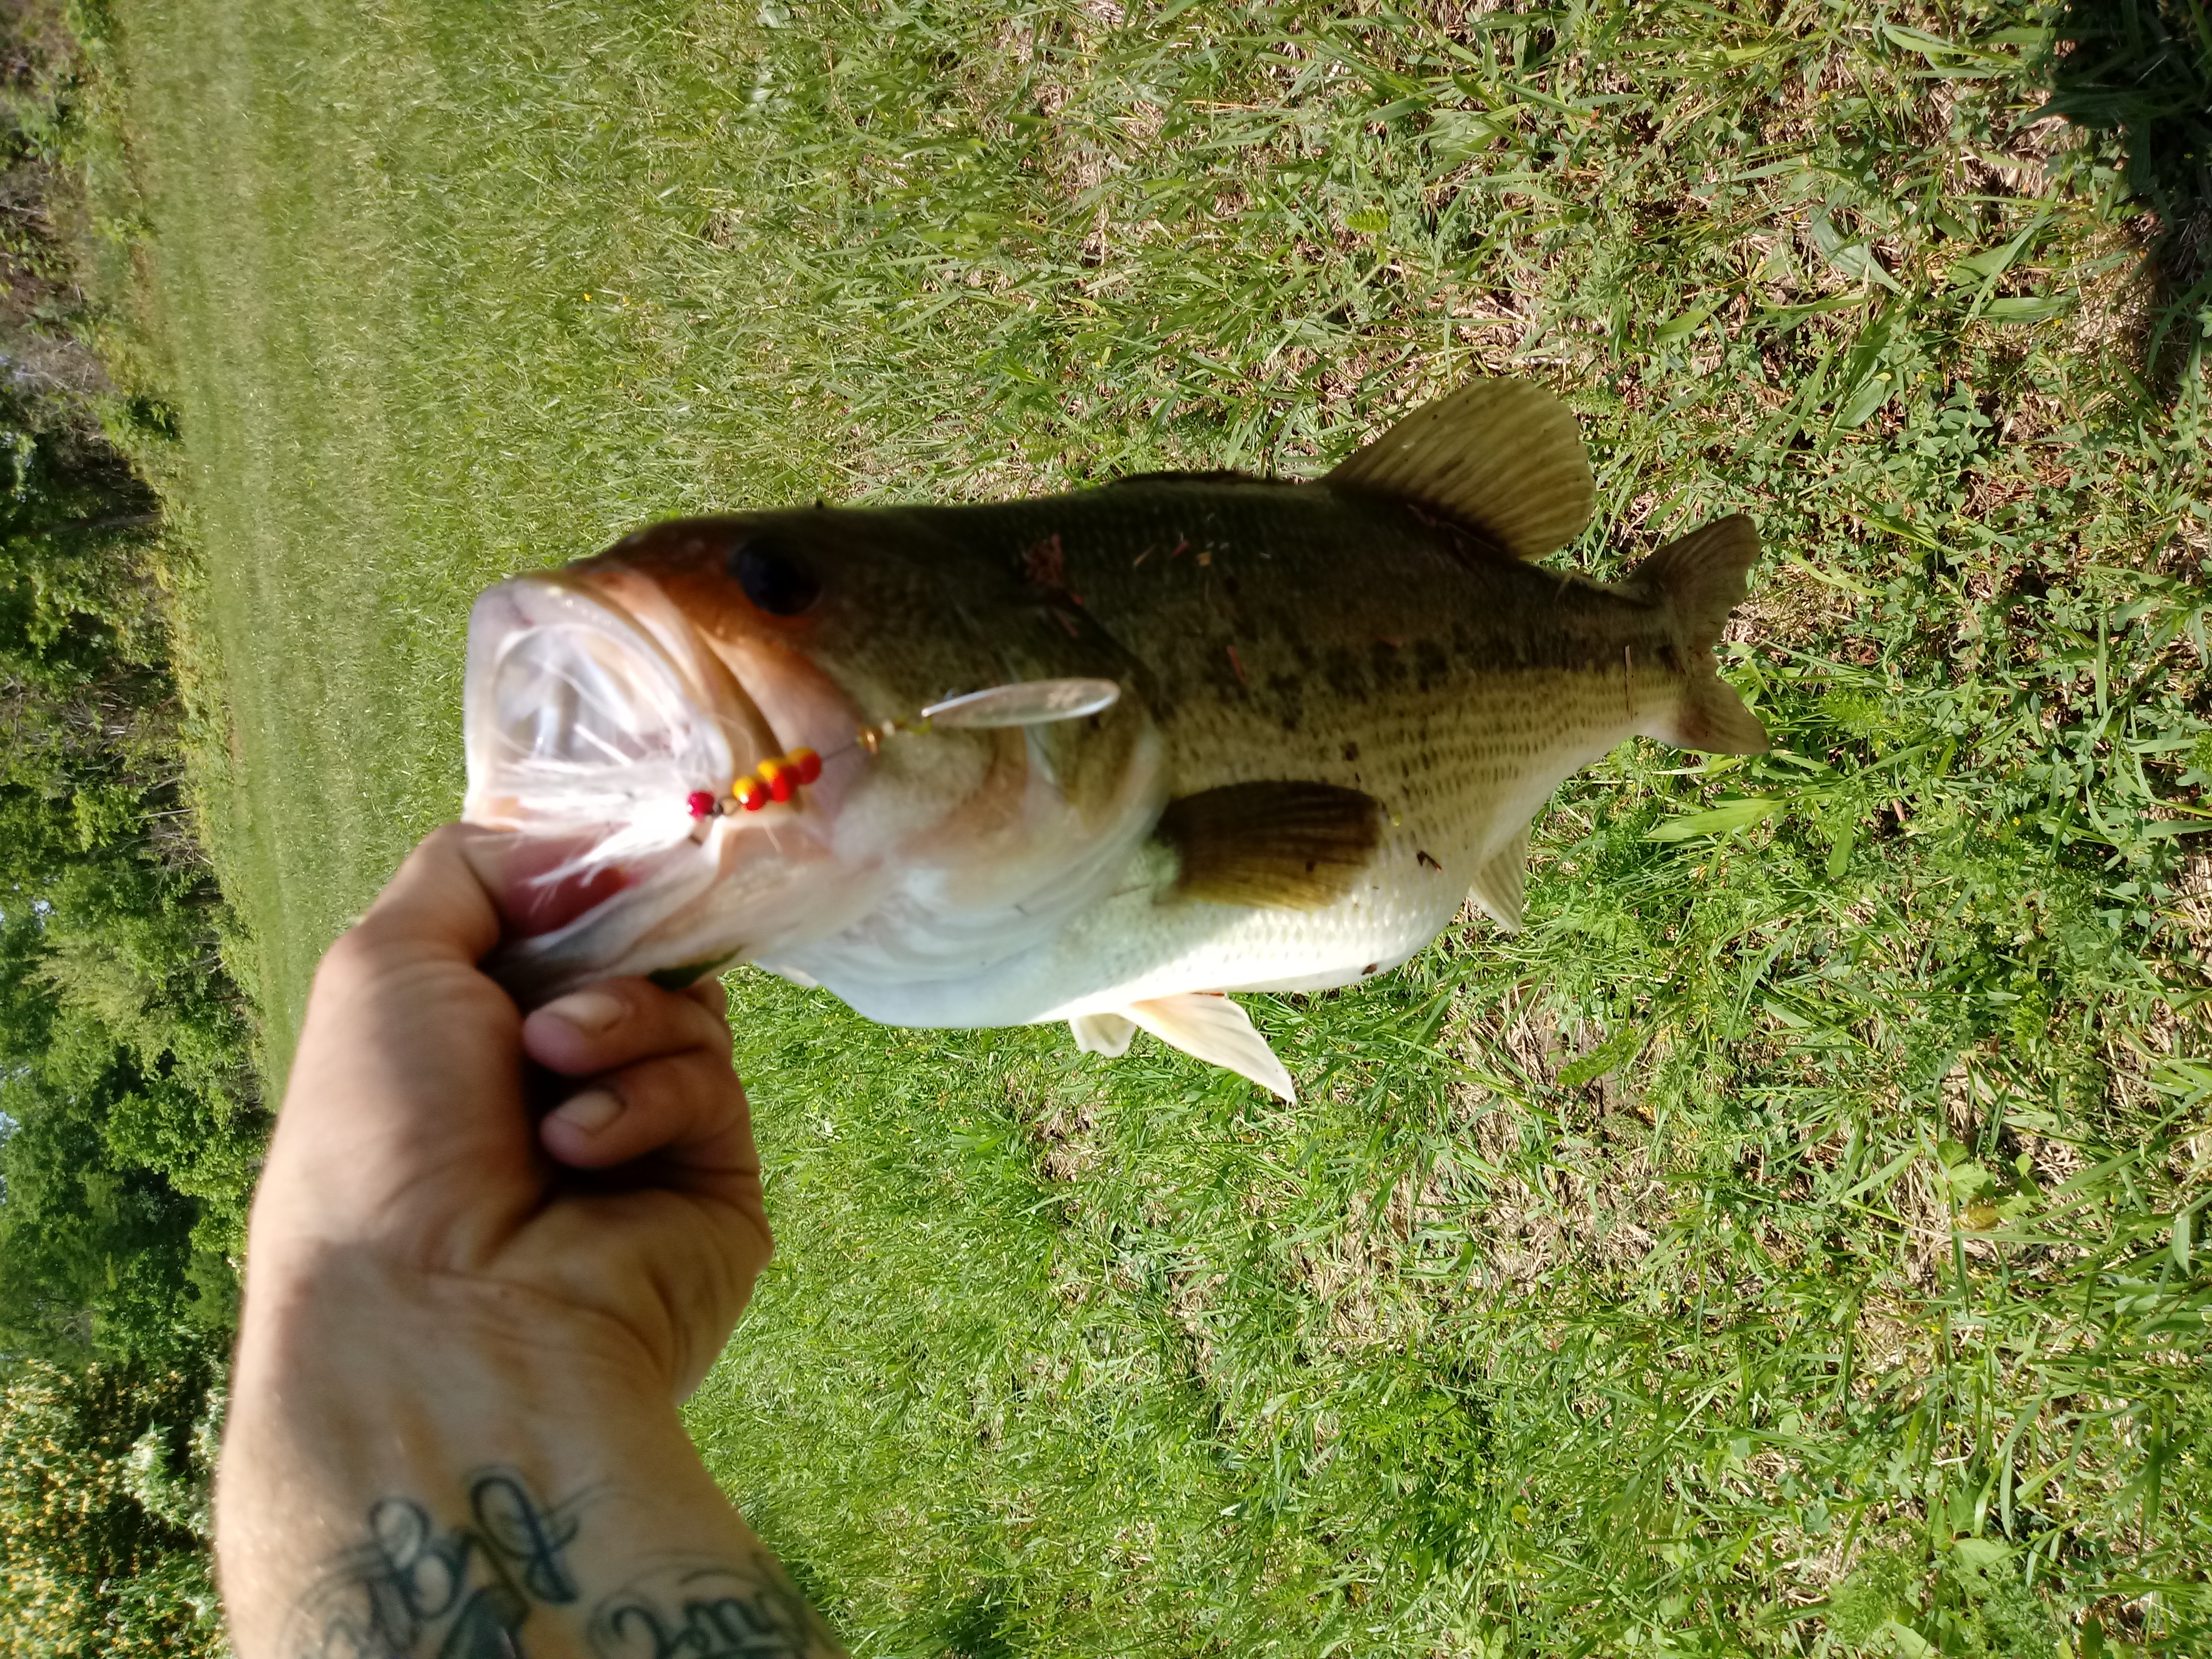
[686,790,716,819]
[790,747,823,784]
[734,776,768,811]
[761,760,796,802]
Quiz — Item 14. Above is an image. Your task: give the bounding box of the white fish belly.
[805,679,1652,1029]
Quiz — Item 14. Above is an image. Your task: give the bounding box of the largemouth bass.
[462,381,1766,1098]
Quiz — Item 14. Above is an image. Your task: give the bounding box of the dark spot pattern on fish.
[1322,647,1366,701]
[1413,638,1448,693]
[1368,640,1404,690]
[470,389,1774,1043]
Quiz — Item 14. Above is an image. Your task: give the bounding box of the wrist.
[219,1253,735,1657]
[234,1246,679,1442]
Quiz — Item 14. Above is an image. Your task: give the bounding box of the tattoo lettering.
[287,1468,585,1659]
[286,1475,843,1659]
[471,1472,582,1605]
[588,1556,842,1659]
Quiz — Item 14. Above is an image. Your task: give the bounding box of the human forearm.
[215,835,813,1655]
[217,1256,843,1659]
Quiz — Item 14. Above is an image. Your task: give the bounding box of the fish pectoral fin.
[1069,1010,1138,1057]
[1122,992,1297,1102]
[1324,379,1594,560]
[1156,780,1382,911]
[1467,823,1530,929]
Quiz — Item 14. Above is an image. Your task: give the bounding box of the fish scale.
[809,482,1704,1026]
[462,380,1767,1097]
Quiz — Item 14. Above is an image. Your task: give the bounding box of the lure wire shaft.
[688,677,1120,819]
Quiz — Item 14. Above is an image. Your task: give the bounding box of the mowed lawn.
[107,0,2210,1653]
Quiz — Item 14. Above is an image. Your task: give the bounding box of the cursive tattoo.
[589,1556,840,1658]
[286,1468,586,1658]
[283,1471,842,1658]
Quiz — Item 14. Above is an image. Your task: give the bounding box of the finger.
[292,821,521,1141]
[265,826,537,1258]
[342,822,507,970]
[537,1050,758,1176]
[683,973,730,1021]
[521,977,733,1078]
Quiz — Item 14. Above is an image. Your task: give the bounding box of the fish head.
[461,510,1157,1004]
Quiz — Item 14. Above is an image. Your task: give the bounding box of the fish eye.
[727,537,822,616]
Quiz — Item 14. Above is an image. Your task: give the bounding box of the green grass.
[91,0,2212,1651]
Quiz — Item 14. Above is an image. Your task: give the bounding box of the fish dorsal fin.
[1069,1010,1137,1057]
[1156,781,1382,911]
[1326,380,1595,559]
[1467,822,1530,929]
[1121,992,1296,1101]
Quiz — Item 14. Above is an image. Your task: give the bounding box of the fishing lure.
[683,677,1121,824]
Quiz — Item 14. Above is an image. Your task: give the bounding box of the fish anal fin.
[1468,823,1529,929]
[1122,992,1296,1101]
[1158,781,1382,911]
[1325,379,1595,560]
[1069,1010,1137,1057]
[1631,514,1771,756]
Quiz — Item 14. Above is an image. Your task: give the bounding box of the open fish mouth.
[461,571,849,950]
[459,555,1140,1006]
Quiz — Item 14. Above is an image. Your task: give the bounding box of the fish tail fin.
[1632,514,1769,756]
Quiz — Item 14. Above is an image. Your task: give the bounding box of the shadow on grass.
[2044,0,2212,391]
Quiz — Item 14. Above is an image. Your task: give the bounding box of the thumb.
[265,824,537,1262]
[346,821,507,969]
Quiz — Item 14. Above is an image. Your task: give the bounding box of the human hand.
[252,820,770,1399]
[219,825,837,1658]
